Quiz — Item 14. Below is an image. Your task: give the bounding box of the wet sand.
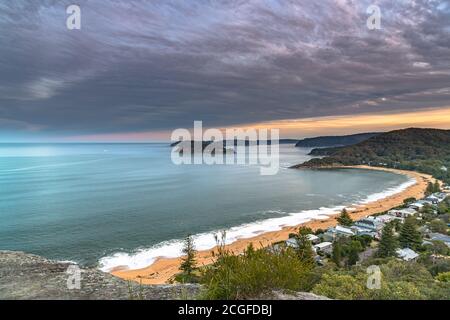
[111,166,436,285]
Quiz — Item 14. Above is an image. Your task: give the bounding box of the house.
[434,193,448,201]
[396,248,419,261]
[285,234,320,248]
[323,225,355,241]
[388,208,417,218]
[285,238,299,248]
[408,202,425,211]
[425,195,440,205]
[306,234,320,244]
[350,226,378,238]
[354,216,383,232]
[374,214,401,224]
[430,233,450,248]
[313,242,333,254]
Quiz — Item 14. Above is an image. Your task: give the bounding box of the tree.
[403,197,416,205]
[429,241,450,256]
[179,235,197,277]
[295,232,315,266]
[433,180,441,193]
[337,209,353,226]
[425,182,434,196]
[399,217,422,250]
[430,219,448,234]
[314,228,325,235]
[298,226,313,236]
[437,202,449,215]
[332,242,342,266]
[347,240,362,266]
[425,181,441,196]
[378,223,398,258]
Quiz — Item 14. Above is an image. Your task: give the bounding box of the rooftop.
[430,233,450,243]
[314,242,333,249]
[396,248,419,261]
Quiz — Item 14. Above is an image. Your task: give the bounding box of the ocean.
[0,143,412,270]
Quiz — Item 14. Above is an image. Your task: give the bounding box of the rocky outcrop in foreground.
[0,251,330,300]
[257,290,331,300]
[0,251,200,300]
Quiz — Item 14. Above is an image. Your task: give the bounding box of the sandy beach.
[111,166,437,285]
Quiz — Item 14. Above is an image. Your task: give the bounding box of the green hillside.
[295,128,450,183]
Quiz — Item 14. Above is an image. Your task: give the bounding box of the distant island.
[170,139,299,150]
[292,128,450,184]
[295,132,381,148]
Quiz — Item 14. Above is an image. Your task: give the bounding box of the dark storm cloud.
[0,0,449,137]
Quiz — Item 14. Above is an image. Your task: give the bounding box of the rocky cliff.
[0,251,200,300]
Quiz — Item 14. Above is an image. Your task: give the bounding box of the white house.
[306,234,320,244]
[323,225,355,241]
[388,208,417,218]
[285,234,320,248]
[434,193,448,201]
[313,242,333,254]
[351,226,378,238]
[425,195,440,205]
[285,238,298,248]
[408,202,425,211]
[374,214,400,224]
[396,248,419,261]
[354,216,383,232]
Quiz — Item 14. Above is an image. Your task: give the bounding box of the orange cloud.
[237,107,450,138]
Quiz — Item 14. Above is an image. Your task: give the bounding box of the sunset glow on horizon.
[43,107,450,142]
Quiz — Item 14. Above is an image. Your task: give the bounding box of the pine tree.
[433,180,441,193]
[425,182,435,196]
[399,217,422,250]
[295,232,315,266]
[377,223,398,258]
[332,242,342,266]
[298,226,313,236]
[347,241,362,266]
[337,209,353,226]
[179,235,197,276]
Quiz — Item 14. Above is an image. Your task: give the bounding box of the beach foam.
[99,175,416,272]
[98,205,345,271]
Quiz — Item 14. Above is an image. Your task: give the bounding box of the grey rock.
[262,290,331,300]
[0,251,201,300]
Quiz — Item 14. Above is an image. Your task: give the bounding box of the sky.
[0,0,449,142]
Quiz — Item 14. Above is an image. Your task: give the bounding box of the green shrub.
[436,272,450,282]
[313,273,368,300]
[430,219,448,233]
[200,244,314,300]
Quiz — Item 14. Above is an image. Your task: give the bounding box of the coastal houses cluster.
[283,189,450,264]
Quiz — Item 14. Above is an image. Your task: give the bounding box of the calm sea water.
[0,143,411,269]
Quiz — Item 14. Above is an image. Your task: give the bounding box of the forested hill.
[294,128,450,183]
[295,132,380,148]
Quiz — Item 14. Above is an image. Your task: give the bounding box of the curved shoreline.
[111,166,436,285]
